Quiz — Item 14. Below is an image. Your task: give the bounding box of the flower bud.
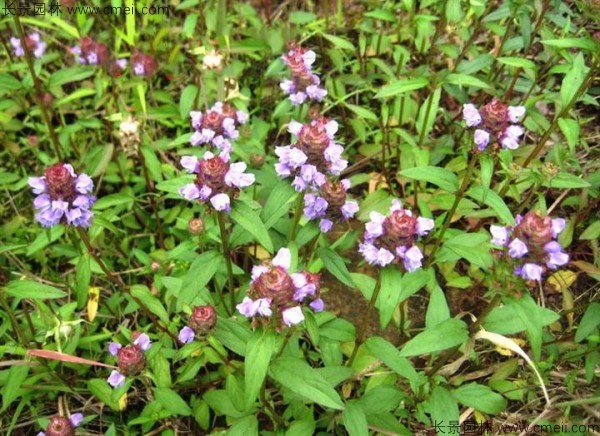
[249,154,265,168]
[44,416,75,436]
[197,156,229,192]
[188,218,205,235]
[44,163,76,201]
[252,266,295,306]
[321,181,347,210]
[188,304,217,334]
[513,212,554,256]
[117,344,147,376]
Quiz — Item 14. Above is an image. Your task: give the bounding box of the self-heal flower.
[131,50,157,76]
[107,333,151,388]
[303,179,359,233]
[178,152,255,213]
[37,413,84,436]
[237,248,323,327]
[29,163,96,228]
[280,43,327,106]
[179,305,217,344]
[359,199,434,272]
[11,32,47,58]
[462,100,526,151]
[189,102,248,151]
[490,211,569,282]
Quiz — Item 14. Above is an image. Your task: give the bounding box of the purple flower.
[11,33,46,58]
[108,342,122,356]
[29,163,96,228]
[188,102,247,149]
[107,370,126,387]
[464,100,526,151]
[304,194,328,219]
[360,200,433,271]
[490,225,509,246]
[225,162,255,188]
[508,106,526,123]
[474,129,491,150]
[237,297,258,317]
[463,104,482,127]
[69,413,84,427]
[319,219,333,233]
[178,326,196,344]
[544,241,569,269]
[210,193,230,212]
[280,44,325,105]
[508,238,528,258]
[310,298,324,312]
[515,263,543,281]
[38,414,84,436]
[282,306,304,326]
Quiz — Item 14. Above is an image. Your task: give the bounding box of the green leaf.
[261,183,296,228]
[398,166,458,193]
[180,85,199,120]
[130,285,169,325]
[580,221,600,241]
[270,357,345,410]
[286,421,316,436]
[55,88,96,106]
[438,232,493,269]
[231,202,274,253]
[88,379,119,410]
[427,386,459,431]
[467,186,515,225]
[560,53,589,109]
[557,118,580,151]
[377,266,403,329]
[212,318,251,356]
[416,88,441,139]
[425,286,450,327]
[317,247,355,288]
[228,415,259,435]
[575,303,600,342]
[344,103,378,121]
[375,78,429,99]
[497,57,537,71]
[541,172,591,189]
[365,337,419,383]
[156,175,194,195]
[511,295,543,361]
[452,383,507,414]
[445,73,490,89]
[343,401,369,436]
[289,11,317,24]
[479,153,494,191]
[75,254,91,307]
[542,38,600,52]
[93,192,134,210]
[483,304,559,335]
[5,280,67,300]
[179,250,221,306]
[27,226,64,256]
[399,319,468,357]
[1,365,29,412]
[244,329,276,410]
[321,33,355,51]
[155,387,193,416]
[0,73,22,94]
[48,67,95,87]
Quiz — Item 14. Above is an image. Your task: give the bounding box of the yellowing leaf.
[246,245,271,260]
[547,270,577,293]
[87,287,101,322]
[119,393,128,410]
[494,338,526,356]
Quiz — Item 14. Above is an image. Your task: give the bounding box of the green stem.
[426,153,478,266]
[348,274,383,367]
[217,212,235,316]
[289,192,305,242]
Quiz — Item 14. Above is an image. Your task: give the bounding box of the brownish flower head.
[202,110,224,131]
[252,266,295,306]
[297,116,332,160]
[44,163,76,201]
[513,212,554,256]
[479,99,509,137]
[382,210,418,248]
[117,344,146,376]
[321,181,347,210]
[188,305,217,334]
[250,154,265,168]
[45,416,74,436]
[188,218,205,235]
[196,156,229,192]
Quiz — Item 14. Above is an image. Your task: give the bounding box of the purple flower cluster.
[10,32,47,58]
[179,151,255,212]
[237,248,324,327]
[71,37,126,73]
[304,179,359,232]
[189,102,248,154]
[463,100,525,151]
[107,333,151,388]
[29,163,95,228]
[359,200,434,271]
[178,304,217,344]
[280,43,327,105]
[275,117,347,190]
[490,212,569,281]
[37,414,84,436]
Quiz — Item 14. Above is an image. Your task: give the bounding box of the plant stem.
[217,212,235,316]
[289,192,305,241]
[426,294,502,377]
[348,274,383,367]
[12,12,63,160]
[426,153,478,265]
[75,228,178,342]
